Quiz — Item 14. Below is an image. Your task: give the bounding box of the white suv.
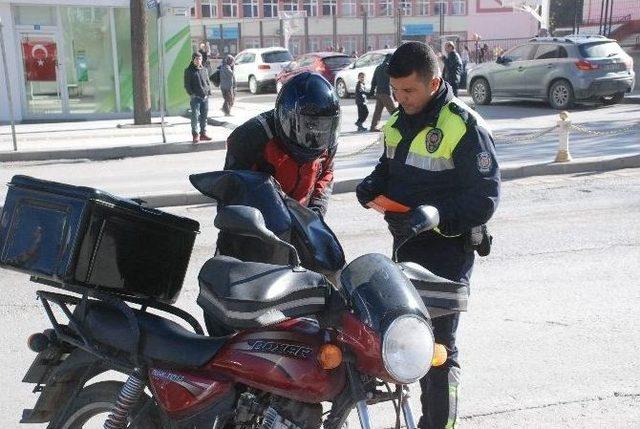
[334,49,395,98]
[234,47,293,94]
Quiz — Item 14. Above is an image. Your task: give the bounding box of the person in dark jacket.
[442,41,463,96]
[355,72,369,132]
[356,42,500,429]
[184,52,212,143]
[369,54,396,132]
[219,55,236,116]
[224,72,339,216]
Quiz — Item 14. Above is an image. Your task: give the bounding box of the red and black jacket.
[224,109,336,216]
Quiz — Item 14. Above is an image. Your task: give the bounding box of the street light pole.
[0,17,18,151]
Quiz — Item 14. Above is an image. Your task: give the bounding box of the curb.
[138,153,640,208]
[0,139,226,163]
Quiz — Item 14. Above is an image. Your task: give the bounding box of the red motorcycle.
[0,174,468,428]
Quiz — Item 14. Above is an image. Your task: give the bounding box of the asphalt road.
[0,169,639,428]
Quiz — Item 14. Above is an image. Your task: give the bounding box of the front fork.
[346,364,418,429]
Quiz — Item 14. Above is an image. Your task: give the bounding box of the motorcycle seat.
[398,262,470,317]
[197,256,330,330]
[75,301,227,368]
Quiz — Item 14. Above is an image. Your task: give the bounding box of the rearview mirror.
[497,56,511,65]
[410,205,440,236]
[392,205,441,262]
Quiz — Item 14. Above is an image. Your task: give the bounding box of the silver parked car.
[467,36,635,109]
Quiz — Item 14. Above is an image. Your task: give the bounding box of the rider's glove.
[356,178,379,208]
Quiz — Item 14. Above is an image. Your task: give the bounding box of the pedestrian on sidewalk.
[198,41,212,73]
[355,72,369,132]
[369,54,396,132]
[220,55,236,116]
[356,41,500,429]
[184,52,213,143]
[442,41,463,96]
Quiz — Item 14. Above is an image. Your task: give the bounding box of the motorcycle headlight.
[382,315,434,384]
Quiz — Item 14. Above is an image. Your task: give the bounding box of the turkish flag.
[22,41,57,82]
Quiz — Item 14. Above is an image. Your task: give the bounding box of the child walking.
[355,72,368,132]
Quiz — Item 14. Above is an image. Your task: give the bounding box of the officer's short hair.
[388,41,440,81]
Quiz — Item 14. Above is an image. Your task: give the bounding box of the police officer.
[356,42,500,429]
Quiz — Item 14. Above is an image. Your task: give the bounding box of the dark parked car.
[467,35,635,109]
[276,52,352,92]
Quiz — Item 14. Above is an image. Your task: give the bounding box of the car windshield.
[323,56,352,70]
[579,42,625,59]
[262,51,293,63]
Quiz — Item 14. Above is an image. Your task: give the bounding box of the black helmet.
[275,72,341,163]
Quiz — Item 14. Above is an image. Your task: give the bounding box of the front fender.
[21,347,110,424]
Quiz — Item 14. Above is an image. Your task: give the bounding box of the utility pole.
[439,3,445,38]
[131,0,151,125]
[396,7,403,47]
[362,8,368,54]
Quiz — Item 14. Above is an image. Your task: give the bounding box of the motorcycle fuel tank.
[208,318,346,403]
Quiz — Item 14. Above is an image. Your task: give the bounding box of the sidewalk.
[0,116,232,162]
[0,96,638,208]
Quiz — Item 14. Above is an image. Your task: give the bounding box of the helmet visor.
[294,115,340,151]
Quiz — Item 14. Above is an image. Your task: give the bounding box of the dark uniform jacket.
[183,63,211,98]
[364,81,500,283]
[224,109,336,216]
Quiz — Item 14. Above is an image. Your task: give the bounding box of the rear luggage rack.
[32,277,204,371]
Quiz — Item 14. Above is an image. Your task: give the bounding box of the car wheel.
[249,76,260,94]
[470,78,492,105]
[335,79,348,98]
[276,81,283,94]
[548,80,574,110]
[600,91,625,106]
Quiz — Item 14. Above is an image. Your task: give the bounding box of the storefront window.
[60,7,117,114]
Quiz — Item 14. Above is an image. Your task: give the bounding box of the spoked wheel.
[58,381,160,429]
[548,79,574,110]
[249,76,260,94]
[335,79,348,98]
[470,78,492,105]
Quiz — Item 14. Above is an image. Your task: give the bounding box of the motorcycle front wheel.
[57,381,161,429]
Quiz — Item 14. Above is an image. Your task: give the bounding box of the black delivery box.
[0,176,199,304]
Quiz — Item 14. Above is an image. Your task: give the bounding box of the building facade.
[0,0,192,123]
[188,0,539,58]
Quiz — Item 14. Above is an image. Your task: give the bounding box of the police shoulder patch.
[425,128,443,153]
[477,152,493,174]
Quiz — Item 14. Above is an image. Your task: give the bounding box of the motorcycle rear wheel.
[57,380,161,429]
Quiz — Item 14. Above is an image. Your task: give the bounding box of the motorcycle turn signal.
[318,344,343,370]
[432,343,448,367]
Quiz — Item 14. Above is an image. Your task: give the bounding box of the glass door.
[19,33,64,115]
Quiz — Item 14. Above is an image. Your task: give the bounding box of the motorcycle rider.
[356,41,500,428]
[207,72,340,336]
[223,72,340,216]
